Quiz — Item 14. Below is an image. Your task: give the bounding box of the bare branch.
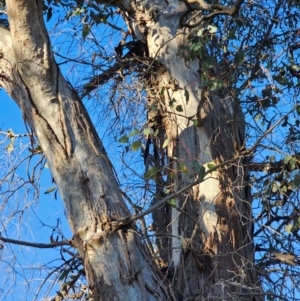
[0,235,70,248]
[82,61,125,97]
[182,0,244,28]
[186,0,244,14]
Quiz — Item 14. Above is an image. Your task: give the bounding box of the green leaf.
[207,163,215,170]
[180,163,189,174]
[6,140,15,153]
[197,29,204,37]
[202,56,214,69]
[255,114,262,122]
[119,135,129,143]
[284,155,293,164]
[144,166,157,180]
[288,158,297,171]
[284,224,293,233]
[192,43,202,51]
[153,129,159,136]
[162,138,170,148]
[82,24,90,40]
[292,175,300,188]
[210,81,223,91]
[164,188,171,194]
[274,74,291,87]
[44,186,56,194]
[271,182,280,193]
[6,130,15,153]
[207,25,217,33]
[269,155,275,162]
[128,129,140,137]
[193,119,198,126]
[167,199,176,207]
[72,7,84,16]
[150,103,157,111]
[131,140,141,151]
[192,160,201,173]
[295,105,300,115]
[198,165,206,182]
[144,128,152,136]
[234,51,245,65]
[169,171,175,179]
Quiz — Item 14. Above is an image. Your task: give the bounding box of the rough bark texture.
[0,1,171,300]
[0,0,263,300]
[115,0,263,300]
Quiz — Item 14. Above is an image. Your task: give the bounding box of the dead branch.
[0,234,70,248]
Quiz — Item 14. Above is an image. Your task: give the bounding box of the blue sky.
[0,1,299,300]
[0,89,74,300]
[0,6,125,299]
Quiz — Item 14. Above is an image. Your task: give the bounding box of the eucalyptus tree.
[0,0,299,300]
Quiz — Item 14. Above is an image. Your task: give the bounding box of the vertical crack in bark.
[17,73,67,158]
[56,70,73,160]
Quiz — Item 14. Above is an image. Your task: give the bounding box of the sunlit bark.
[0,1,170,300]
[116,0,262,299]
[0,0,263,300]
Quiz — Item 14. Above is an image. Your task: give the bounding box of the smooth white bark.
[0,1,171,300]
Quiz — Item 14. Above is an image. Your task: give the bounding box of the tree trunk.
[118,0,263,300]
[0,0,263,300]
[0,1,171,300]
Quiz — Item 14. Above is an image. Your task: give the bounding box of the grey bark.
[0,1,171,300]
[112,0,263,300]
[0,0,263,300]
